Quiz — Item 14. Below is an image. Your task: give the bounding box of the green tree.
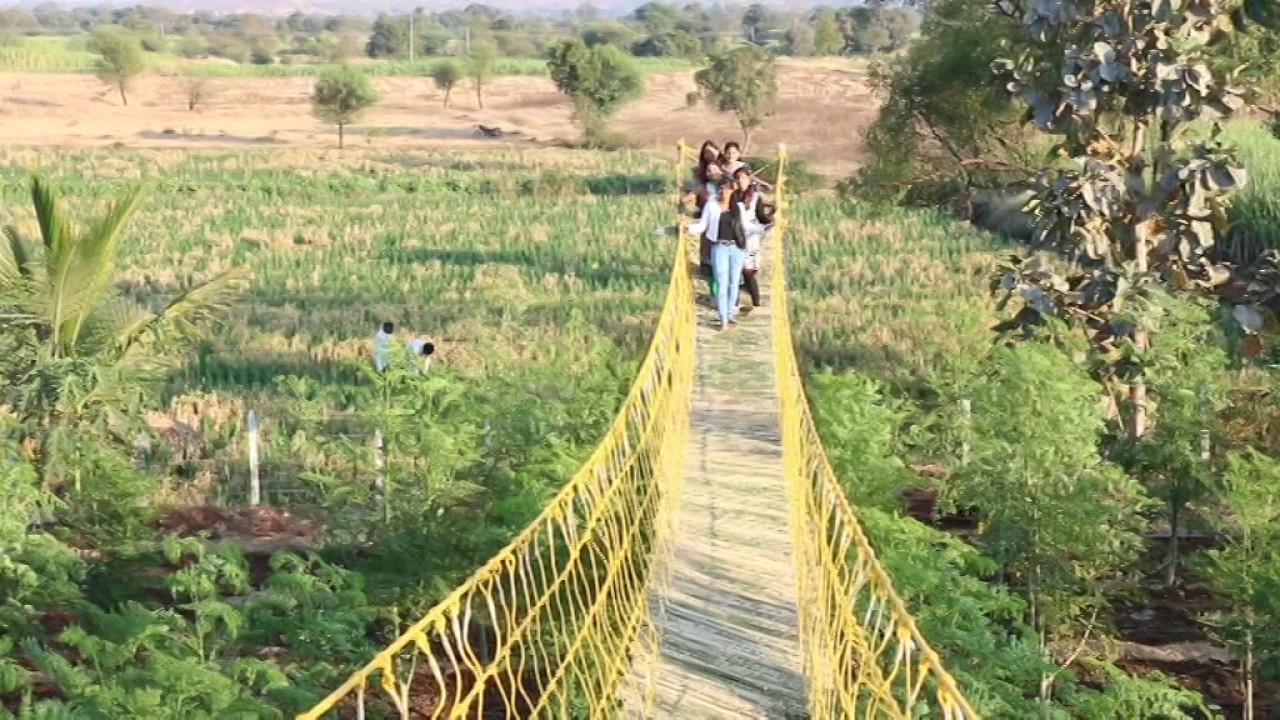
[949,343,1149,708]
[431,60,463,108]
[546,39,644,145]
[311,65,378,149]
[0,176,243,486]
[813,11,844,55]
[466,41,497,110]
[692,45,777,153]
[365,12,406,58]
[992,0,1254,440]
[87,27,145,107]
[1197,450,1280,720]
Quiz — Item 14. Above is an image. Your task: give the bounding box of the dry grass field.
[0,60,876,175]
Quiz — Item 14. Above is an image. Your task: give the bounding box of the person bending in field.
[686,178,749,331]
[407,337,436,373]
[732,166,774,310]
[374,321,395,372]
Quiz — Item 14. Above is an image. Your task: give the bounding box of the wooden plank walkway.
[627,251,807,719]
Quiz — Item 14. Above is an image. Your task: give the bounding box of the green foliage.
[86,27,145,106]
[852,0,1029,203]
[5,540,373,718]
[991,0,1259,384]
[0,175,243,486]
[803,364,1201,716]
[949,344,1149,645]
[1116,292,1233,585]
[430,59,463,107]
[807,371,918,510]
[546,39,644,145]
[692,45,778,152]
[310,65,378,149]
[813,11,843,55]
[1196,449,1280,708]
[365,13,406,59]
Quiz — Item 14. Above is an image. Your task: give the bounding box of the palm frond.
[1,226,34,284]
[116,265,249,359]
[29,176,78,357]
[66,185,146,351]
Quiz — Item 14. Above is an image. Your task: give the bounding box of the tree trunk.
[741,122,753,154]
[1164,499,1180,588]
[1130,122,1150,440]
[476,81,484,110]
[443,87,452,108]
[338,122,345,150]
[119,83,128,107]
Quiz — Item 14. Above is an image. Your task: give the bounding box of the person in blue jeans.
[685,179,747,331]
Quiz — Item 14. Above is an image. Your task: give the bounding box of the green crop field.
[0,144,691,715]
[0,143,674,521]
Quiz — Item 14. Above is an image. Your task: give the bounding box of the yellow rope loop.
[295,142,696,719]
[769,146,982,719]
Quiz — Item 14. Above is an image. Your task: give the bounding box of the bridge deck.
[628,253,806,719]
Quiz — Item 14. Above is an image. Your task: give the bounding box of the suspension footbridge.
[296,145,978,720]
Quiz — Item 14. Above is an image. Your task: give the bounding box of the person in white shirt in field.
[407,337,436,373]
[373,321,395,372]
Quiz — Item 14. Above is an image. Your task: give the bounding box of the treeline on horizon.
[0,1,919,65]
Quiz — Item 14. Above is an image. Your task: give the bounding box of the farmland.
[4,6,1280,716]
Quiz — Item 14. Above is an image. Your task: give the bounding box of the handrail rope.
[770,145,981,719]
[296,143,697,720]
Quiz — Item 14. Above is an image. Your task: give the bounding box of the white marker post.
[247,410,261,506]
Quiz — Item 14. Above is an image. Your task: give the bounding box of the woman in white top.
[685,178,770,330]
[732,167,772,308]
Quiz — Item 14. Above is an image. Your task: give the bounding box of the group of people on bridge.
[680,140,778,331]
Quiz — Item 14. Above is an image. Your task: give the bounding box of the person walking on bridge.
[685,178,747,331]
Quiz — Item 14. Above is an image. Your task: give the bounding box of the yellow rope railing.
[769,146,981,719]
[296,149,696,720]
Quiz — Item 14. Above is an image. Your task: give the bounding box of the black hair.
[382,321,394,333]
[724,141,741,155]
[420,341,435,357]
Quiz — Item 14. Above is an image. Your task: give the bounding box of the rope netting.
[296,149,696,719]
[769,148,980,719]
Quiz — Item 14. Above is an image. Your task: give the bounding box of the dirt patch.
[155,504,320,563]
[0,61,876,176]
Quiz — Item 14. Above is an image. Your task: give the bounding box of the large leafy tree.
[991,0,1255,439]
[0,176,244,486]
[691,45,778,152]
[546,39,644,146]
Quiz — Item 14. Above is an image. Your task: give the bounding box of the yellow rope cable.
[295,145,696,720]
[769,146,981,719]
